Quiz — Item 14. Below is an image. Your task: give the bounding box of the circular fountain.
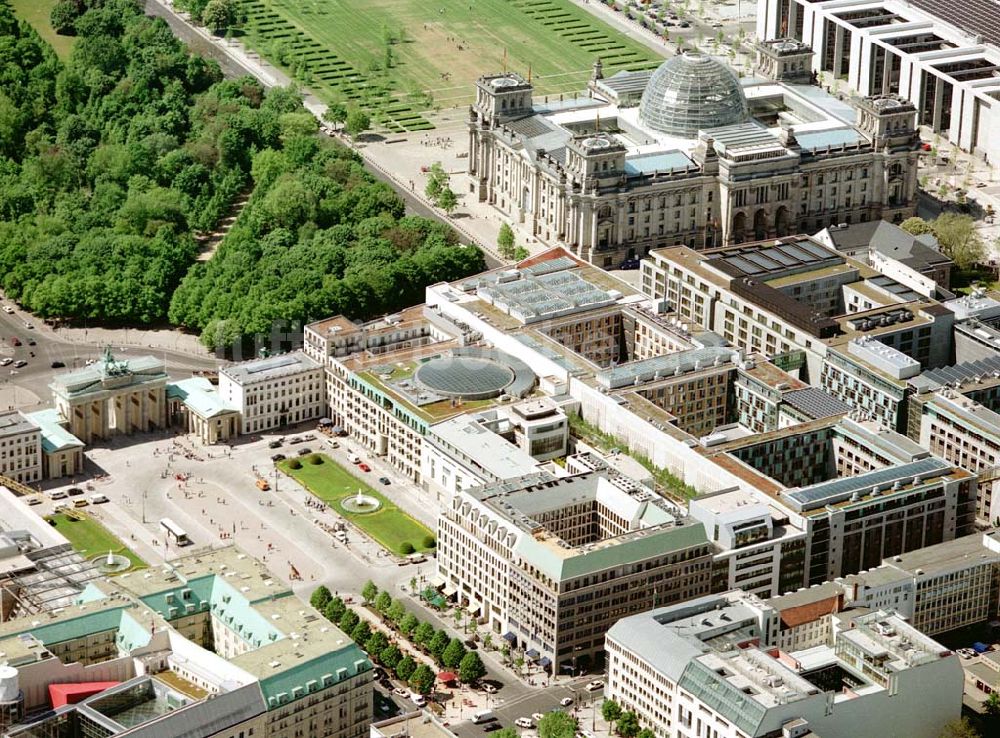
[92,549,131,574]
[340,488,381,514]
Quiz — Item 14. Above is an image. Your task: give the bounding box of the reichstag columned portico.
[468,47,920,267]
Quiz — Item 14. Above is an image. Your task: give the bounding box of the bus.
[160,518,191,546]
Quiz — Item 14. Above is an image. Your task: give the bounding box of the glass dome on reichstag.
[638,52,750,137]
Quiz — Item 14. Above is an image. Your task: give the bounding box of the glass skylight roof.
[638,53,750,137]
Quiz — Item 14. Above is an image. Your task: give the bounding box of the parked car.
[348,454,361,464]
[484,723,503,732]
[0,358,11,366]
[50,360,65,368]
[378,476,391,485]
[268,440,283,449]
[288,436,304,444]
[531,713,544,723]
[26,496,42,506]
[23,322,33,329]
[359,463,371,472]
[482,683,498,694]
[515,718,534,729]
[392,687,408,697]
[409,693,426,707]
[464,638,478,650]
[619,257,640,270]
[67,487,84,496]
[13,360,26,368]
[585,680,604,691]
[89,494,109,504]
[560,697,574,707]
[271,453,286,462]
[27,338,35,346]
[297,447,312,456]
[1,306,13,314]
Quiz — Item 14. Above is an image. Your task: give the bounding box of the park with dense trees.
[0,0,485,346]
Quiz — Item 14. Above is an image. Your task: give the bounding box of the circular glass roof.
[415,357,514,399]
[638,53,750,137]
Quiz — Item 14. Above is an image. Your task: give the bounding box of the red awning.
[437,671,457,682]
[49,682,120,708]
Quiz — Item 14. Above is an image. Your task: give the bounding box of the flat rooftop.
[221,350,320,385]
[0,411,36,438]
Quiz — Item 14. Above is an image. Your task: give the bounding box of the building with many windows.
[640,235,956,430]
[219,351,325,435]
[436,471,714,673]
[0,412,41,485]
[757,0,1000,161]
[606,591,962,738]
[0,547,371,738]
[468,49,919,267]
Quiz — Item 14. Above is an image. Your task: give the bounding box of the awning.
[503,632,517,643]
[428,574,446,589]
[539,657,552,668]
[442,583,458,597]
[438,671,457,682]
[526,649,540,660]
[332,426,345,435]
[319,418,333,426]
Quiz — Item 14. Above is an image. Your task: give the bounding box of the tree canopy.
[1,1,484,341]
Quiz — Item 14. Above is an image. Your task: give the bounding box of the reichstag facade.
[467,43,920,267]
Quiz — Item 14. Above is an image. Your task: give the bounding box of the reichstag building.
[466,41,920,267]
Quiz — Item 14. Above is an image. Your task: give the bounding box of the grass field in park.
[240,0,663,131]
[6,0,75,59]
[279,453,435,556]
[47,512,147,573]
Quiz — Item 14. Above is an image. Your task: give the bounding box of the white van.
[347,454,361,464]
[89,494,109,504]
[49,490,68,500]
[325,438,340,449]
[472,711,494,724]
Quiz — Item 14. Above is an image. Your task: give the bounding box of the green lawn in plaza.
[279,454,435,555]
[6,0,75,59]
[240,0,662,130]
[47,512,147,573]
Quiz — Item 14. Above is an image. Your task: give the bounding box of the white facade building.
[219,351,324,434]
[0,412,41,485]
[606,592,963,738]
[757,0,1000,162]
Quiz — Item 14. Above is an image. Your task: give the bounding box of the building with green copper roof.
[438,470,714,674]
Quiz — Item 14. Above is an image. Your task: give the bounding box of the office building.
[0,413,40,485]
[0,547,371,738]
[219,351,325,435]
[640,235,956,430]
[704,416,977,586]
[606,592,962,738]
[814,219,953,294]
[436,471,714,672]
[757,0,1000,161]
[468,50,919,266]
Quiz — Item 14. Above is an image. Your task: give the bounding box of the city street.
[0,299,219,414]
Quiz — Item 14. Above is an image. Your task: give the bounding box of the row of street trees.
[311,583,487,692]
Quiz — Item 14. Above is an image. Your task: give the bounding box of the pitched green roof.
[257,644,371,710]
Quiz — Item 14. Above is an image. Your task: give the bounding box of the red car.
[358,463,371,472]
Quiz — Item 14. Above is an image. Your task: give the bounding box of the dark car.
[297,447,312,456]
[67,487,85,496]
[51,361,65,368]
[464,639,479,650]
[378,476,391,486]
[271,453,286,462]
[619,258,640,270]
[27,339,35,346]
[10,337,20,347]
[483,723,502,732]
[268,440,283,449]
